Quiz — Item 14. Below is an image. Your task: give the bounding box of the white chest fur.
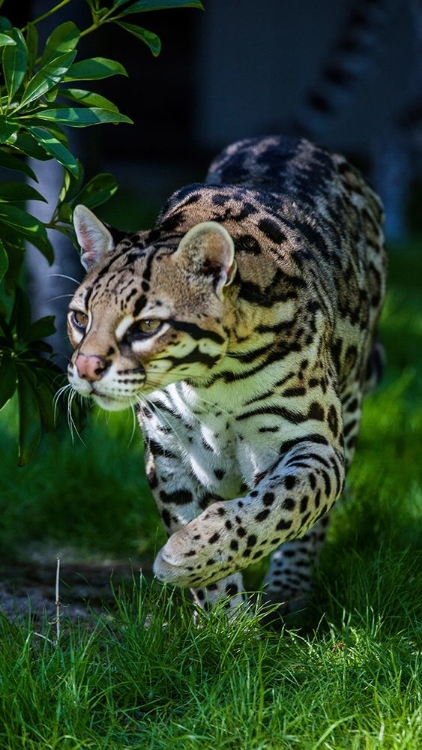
[141,381,280,499]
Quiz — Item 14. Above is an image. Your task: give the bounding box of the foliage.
[0,0,203,465]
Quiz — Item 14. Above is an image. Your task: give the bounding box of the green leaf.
[116,21,161,56]
[24,231,54,264]
[20,50,77,108]
[33,368,56,432]
[0,17,13,32]
[9,285,31,341]
[26,126,79,177]
[0,117,18,144]
[64,57,128,81]
[34,120,68,145]
[26,340,53,355]
[0,303,12,339]
[59,161,85,202]
[109,0,134,8]
[40,21,80,67]
[50,224,75,242]
[44,86,59,103]
[119,0,204,13]
[0,205,52,261]
[17,365,42,465]
[76,173,119,209]
[0,150,37,180]
[1,236,25,289]
[0,182,46,203]
[0,204,48,239]
[0,238,8,281]
[2,28,28,101]
[0,235,25,289]
[57,202,73,222]
[13,131,52,160]
[0,33,16,46]
[26,22,38,77]
[24,315,56,343]
[35,107,133,127]
[0,351,16,411]
[60,88,119,112]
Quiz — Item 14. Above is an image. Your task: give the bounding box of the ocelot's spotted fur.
[68,136,387,614]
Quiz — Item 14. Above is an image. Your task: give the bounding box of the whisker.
[47,273,80,285]
[128,405,139,448]
[67,390,87,447]
[48,294,75,302]
[53,383,73,419]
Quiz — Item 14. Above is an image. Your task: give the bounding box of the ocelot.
[67,135,387,614]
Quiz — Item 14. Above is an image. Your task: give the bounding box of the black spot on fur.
[283,497,296,511]
[276,518,293,531]
[161,509,171,528]
[263,492,275,506]
[300,496,309,513]
[255,509,270,522]
[159,489,193,505]
[309,402,325,420]
[284,475,296,490]
[328,404,339,437]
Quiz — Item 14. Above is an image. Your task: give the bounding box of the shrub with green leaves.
[0,0,203,465]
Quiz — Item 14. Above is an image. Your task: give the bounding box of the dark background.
[10,0,421,354]
[20,0,419,222]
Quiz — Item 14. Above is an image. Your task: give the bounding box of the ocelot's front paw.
[153,502,244,588]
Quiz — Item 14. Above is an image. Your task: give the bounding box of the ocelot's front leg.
[144,442,246,612]
[153,437,345,590]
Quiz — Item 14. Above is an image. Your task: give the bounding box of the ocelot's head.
[67,206,237,411]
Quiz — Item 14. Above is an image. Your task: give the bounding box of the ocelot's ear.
[175,221,237,294]
[73,204,115,272]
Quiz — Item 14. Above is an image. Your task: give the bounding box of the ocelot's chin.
[92,393,136,412]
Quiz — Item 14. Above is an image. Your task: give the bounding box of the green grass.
[0,245,421,749]
[0,405,162,560]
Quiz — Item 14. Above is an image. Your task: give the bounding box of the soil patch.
[0,558,152,623]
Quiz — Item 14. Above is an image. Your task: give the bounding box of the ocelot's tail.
[290,0,394,140]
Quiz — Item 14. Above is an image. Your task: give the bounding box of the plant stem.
[79,23,101,39]
[79,13,122,39]
[24,0,73,29]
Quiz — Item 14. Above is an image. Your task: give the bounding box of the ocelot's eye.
[71,311,89,330]
[136,319,163,336]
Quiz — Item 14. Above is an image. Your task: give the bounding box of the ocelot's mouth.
[91,390,136,412]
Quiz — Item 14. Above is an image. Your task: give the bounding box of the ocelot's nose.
[74,353,109,382]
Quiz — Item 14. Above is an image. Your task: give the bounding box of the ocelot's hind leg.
[262,515,331,615]
[261,382,364,618]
